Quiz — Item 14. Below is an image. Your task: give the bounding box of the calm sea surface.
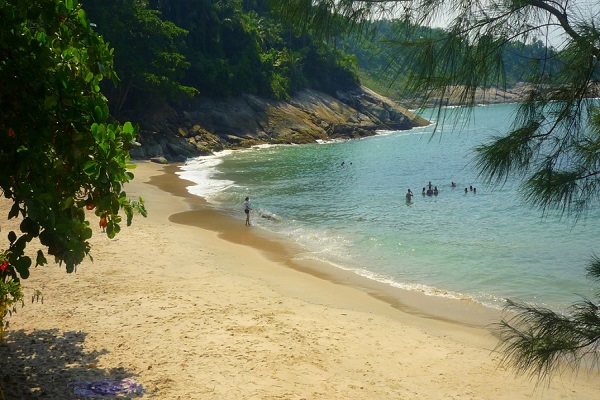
[178,103,599,311]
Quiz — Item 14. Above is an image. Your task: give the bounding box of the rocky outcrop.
[130,85,430,162]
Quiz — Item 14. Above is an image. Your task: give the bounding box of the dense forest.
[79,0,559,120]
[80,0,359,120]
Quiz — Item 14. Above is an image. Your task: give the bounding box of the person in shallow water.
[406,189,413,201]
[243,197,252,226]
[425,181,435,195]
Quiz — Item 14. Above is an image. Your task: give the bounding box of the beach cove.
[2,161,599,399]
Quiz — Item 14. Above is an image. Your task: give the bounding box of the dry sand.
[1,161,599,399]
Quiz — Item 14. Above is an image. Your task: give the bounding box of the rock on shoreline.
[130,86,430,162]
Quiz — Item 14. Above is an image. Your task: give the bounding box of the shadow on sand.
[0,329,144,399]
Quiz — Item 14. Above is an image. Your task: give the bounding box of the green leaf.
[44,96,58,110]
[106,125,116,141]
[60,197,74,210]
[56,70,69,89]
[77,9,89,29]
[36,31,48,44]
[65,261,75,273]
[83,161,99,178]
[82,227,93,240]
[106,221,120,239]
[99,143,109,157]
[123,121,135,134]
[20,218,40,236]
[13,256,32,278]
[93,105,105,122]
[36,250,48,267]
[8,203,20,219]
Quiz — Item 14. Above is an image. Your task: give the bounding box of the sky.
[392,0,600,49]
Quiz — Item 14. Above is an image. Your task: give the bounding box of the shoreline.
[150,161,600,388]
[2,160,599,399]
[158,164,503,334]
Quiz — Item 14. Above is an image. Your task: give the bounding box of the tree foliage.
[341,19,561,100]
[80,0,197,117]
[272,0,600,381]
[495,260,600,380]
[81,0,359,105]
[0,0,146,288]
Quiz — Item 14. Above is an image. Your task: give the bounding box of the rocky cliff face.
[129,85,429,162]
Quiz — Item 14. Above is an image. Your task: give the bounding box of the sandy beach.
[1,161,599,399]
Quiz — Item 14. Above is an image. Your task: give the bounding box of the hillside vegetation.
[80,0,558,119]
[342,19,561,106]
[75,0,569,161]
[80,0,359,121]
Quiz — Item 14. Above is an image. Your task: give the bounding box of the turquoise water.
[178,103,599,311]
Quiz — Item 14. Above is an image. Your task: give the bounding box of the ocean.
[178,103,599,312]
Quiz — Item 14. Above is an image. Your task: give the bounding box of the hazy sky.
[417,0,599,48]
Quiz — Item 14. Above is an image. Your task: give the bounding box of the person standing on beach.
[99,214,107,232]
[243,197,252,226]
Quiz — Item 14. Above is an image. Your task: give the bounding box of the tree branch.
[528,0,600,57]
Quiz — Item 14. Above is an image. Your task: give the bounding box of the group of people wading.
[405,182,439,202]
[422,181,438,196]
[405,181,477,202]
[405,182,437,201]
